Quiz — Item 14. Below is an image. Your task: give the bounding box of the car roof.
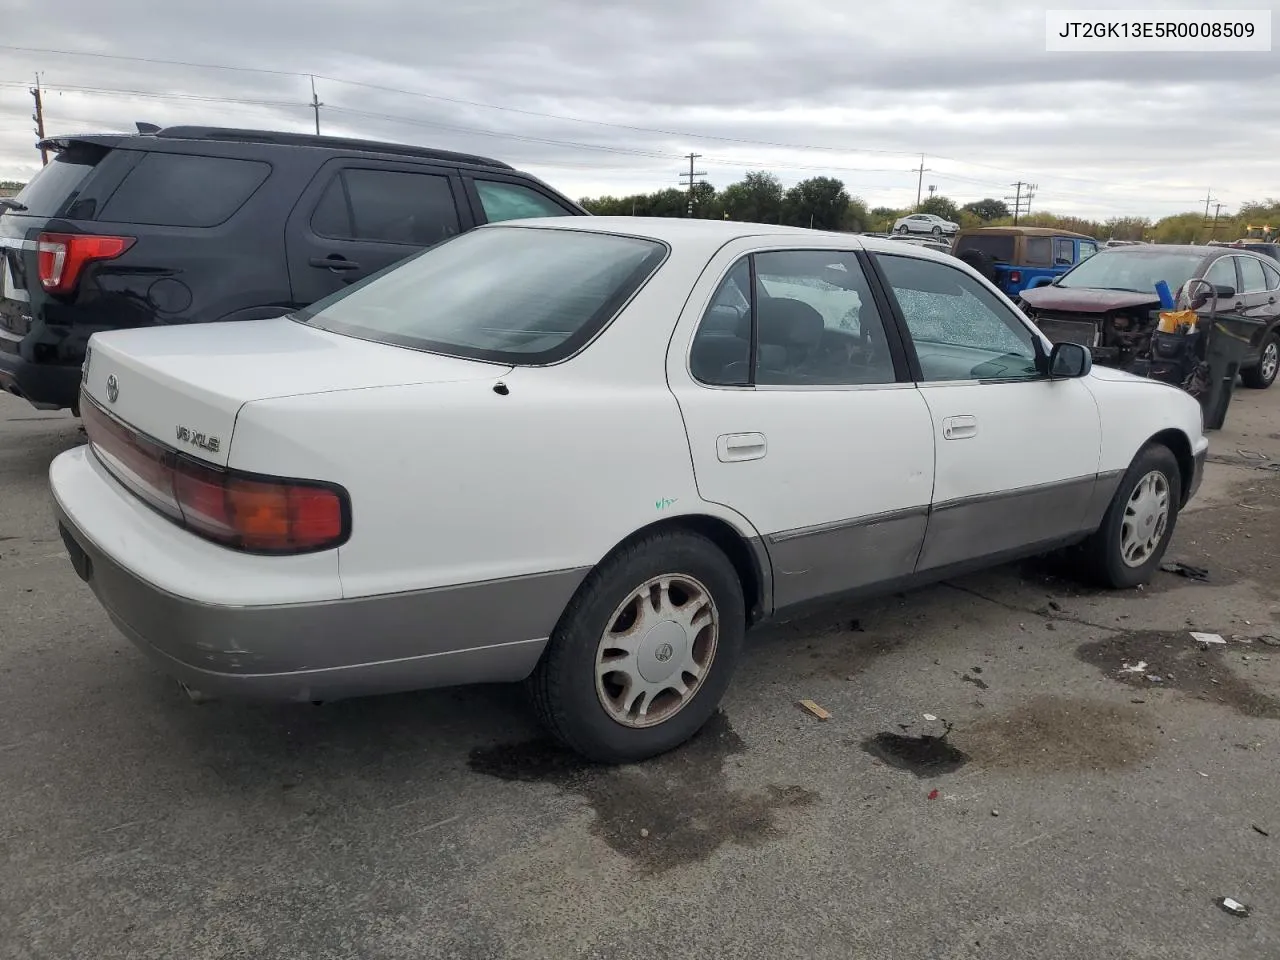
[957,226,1094,239]
[489,216,964,265]
[39,125,514,170]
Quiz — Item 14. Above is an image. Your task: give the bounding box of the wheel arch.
[599,513,772,626]
[1147,427,1195,507]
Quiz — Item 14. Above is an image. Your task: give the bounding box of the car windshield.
[294,225,667,364]
[1055,250,1204,293]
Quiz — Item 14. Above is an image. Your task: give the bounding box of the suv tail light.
[1009,270,1023,284]
[81,395,349,554]
[38,232,135,295]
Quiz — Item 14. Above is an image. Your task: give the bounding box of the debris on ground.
[1237,449,1269,461]
[798,699,830,721]
[1253,824,1270,837]
[1121,660,1149,674]
[1257,636,1280,648]
[991,809,999,817]
[927,789,939,800]
[1215,897,1251,918]
[1160,561,1211,582]
[923,713,938,722]
[1192,632,1227,647]
[962,673,989,690]
[639,828,649,838]
[1048,600,1062,612]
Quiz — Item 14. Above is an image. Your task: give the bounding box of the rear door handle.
[309,255,362,271]
[717,432,767,462]
[942,415,978,440]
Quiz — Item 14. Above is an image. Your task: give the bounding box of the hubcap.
[1120,470,1170,568]
[1262,341,1278,382]
[594,574,719,729]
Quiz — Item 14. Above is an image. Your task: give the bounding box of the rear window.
[99,152,270,227]
[955,234,1015,262]
[295,225,667,365]
[10,145,106,217]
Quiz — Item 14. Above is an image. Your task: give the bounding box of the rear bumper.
[50,448,588,702]
[0,342,82,410]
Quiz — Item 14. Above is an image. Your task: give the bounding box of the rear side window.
[1024,237,1052,267]
[99,152,270,227]
[11,144,106,217]
[1239,256,1268,294]
[955,235,1014,262]
[475,180,574,222]
[311,169,460,245]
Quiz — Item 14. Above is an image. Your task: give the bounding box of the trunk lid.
[82,316,511,466]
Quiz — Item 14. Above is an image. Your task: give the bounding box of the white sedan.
[894,213,959,237]
[51,218,1208,764]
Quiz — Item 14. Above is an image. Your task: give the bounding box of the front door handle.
[309,255,362,272]
[942,415,978,440]
[717,432,767,462]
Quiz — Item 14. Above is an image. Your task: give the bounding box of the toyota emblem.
[105,374,119,404]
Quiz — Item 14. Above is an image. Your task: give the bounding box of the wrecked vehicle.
[1017,244,1280,389]
[954,226,1099,297]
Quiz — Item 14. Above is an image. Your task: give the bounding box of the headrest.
[757,298,824,348]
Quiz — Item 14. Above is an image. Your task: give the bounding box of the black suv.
[0,125,588,412]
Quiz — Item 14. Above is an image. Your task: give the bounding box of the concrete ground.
[1,384,1277,960]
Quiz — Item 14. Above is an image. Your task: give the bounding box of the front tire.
[1241,333,1279,389]
[896,224,910,235]
[1079,443,1182,589]
[932,226,943,238]
[528,530,746,764]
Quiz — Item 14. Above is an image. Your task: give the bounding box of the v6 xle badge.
[175,426,221,454]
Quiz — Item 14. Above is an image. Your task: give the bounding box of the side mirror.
[1049,341,1092,379]
[1214,284,1236,299]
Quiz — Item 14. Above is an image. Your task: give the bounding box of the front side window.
[311,168,461,245]
[1203,256,1237,292]
[689,250,896,387]
[295,225,666,365]
[475,180,574,222]
[1053,238,1075,266]
[877,253,1040,382]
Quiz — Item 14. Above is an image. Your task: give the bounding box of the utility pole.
[1202,188,1216,222]
[1005,181,1036,225]
[1203,201,1226,241]
[310,76,323,135]
[679,152,706,217]
[913,154,931,210]
[30,73,47,167]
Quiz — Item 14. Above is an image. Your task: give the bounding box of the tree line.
[580,171,1280,244]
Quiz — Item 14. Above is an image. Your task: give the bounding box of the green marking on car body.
[655,497,678,511]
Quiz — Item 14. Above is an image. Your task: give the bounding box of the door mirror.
[1049,341,1092,379]
[1214,284,1236,299]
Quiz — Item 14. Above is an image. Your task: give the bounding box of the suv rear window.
[955,235,1015,262]
[99,152,270,227]
[10,144,107,217]
[295,225,667,365]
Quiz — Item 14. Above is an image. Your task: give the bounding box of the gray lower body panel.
[54,501,590,702]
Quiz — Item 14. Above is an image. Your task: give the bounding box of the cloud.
[1,0,1276,219]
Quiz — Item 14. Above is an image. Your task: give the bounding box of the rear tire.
[1079,443,1182,589]
[896,225,910,235]
[1241,333,1279,389]
[527,530,746,764]
[932,226,943,238]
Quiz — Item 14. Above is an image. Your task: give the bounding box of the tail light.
[38,232,135,295]
[81,396,349,554]
[1010,270,1023,284]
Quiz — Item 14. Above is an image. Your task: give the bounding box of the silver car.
[894,213,959,238]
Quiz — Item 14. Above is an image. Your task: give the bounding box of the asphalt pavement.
[1,386,1278,960]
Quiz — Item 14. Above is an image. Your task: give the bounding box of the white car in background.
[51,218,1208,764]
[895,213,960,237]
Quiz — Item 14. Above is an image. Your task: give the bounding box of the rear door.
[285,159,473,305]
[1236,255,1280,362]
[460,174,581,224]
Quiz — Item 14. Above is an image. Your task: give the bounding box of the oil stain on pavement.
[1077,631,1280,720]
[468,711,818,875]
[861,731,970,777]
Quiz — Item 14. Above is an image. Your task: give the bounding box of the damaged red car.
[1017,244,1280,389]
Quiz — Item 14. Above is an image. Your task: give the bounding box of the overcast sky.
[1,0,1276,220]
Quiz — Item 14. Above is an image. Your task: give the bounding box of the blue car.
[953,226,1099,297]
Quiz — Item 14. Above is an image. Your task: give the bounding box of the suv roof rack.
[153,125,514,169]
